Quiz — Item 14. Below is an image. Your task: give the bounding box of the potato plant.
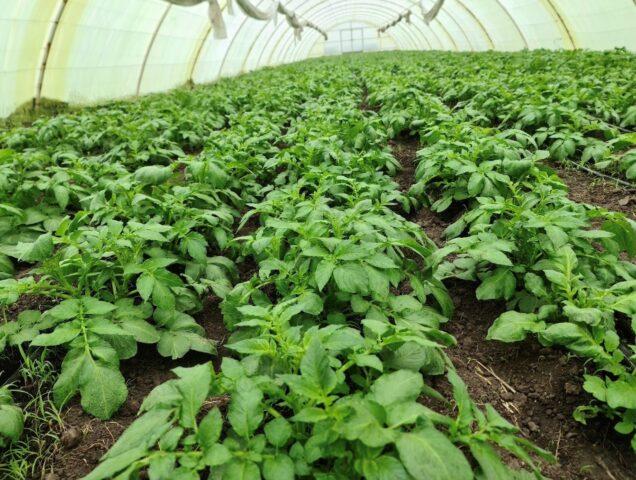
[0,50,634,478]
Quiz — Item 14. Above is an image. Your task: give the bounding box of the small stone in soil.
[564,382,580,396]
[61,427,82,450]
[527,421,540,433]
[501,391,515,401]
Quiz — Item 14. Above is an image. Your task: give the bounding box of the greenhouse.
[0,0,635,479]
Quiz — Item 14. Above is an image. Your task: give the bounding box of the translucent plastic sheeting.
[0,0,58,117]
[1,0,635,119]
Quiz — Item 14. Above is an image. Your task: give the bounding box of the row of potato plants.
[84,64,550,478]
[0,58,550,478]
[0,66,315,423]
[363,54,636,450]
[366,49,636,181]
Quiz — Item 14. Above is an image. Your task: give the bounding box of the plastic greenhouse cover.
[0,0,635,118]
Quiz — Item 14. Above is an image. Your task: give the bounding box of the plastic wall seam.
[453,0,494,49]
[491,0,529,49]
[438,7,475,51]
[540,0,576,48]
[136,3,172,96]
[188,23,213,83]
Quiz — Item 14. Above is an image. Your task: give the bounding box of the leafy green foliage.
[4,49,633,477]
[0,387,24,448]
[366,50,636,449]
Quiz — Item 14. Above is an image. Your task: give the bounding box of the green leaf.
[352,353,384,372]
[563,304,603,326]
[82,446,147,480]
[582,375,607,402]
[333,263,368,293]
[476,267,516,301]
[545,225,569,249]
[226,338,271,355]
[340,398,396,447]
[470,441,515,480]
[121,318,160,343]
[157,331,194,359]
[134,165,173,185]
[263,454,295,480]
[602,218,636,257]
[361,455,409,480]
[224,460,261,480]
[0,402,23,446]
[148,454,176,479]
[606,379,636,409]
[184,234,208,262]
[227,377,263,438]
[47,299,80,320]
[53,185,70,209]
[202,443,232,467]
[291,407,328,423]
[480,248,512,266]
[85,317,129,337]
[396,429,472,480]
[301,338,337,394]
[174,363,212,429]
[105,408,173,459]
[524,272,548,298]
[152,280,175,310]
[264,417,292,447]
[467,172,485,196]
[487,311,545,342]
[79,361,128,420]
[31,323,81,346]
[7,233,54,262]
[370,370,423,406]
[366,253,398,269]
[82,297,117,315]
[198,407,223,450]
[53,348,88,407]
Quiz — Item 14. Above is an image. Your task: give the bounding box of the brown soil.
[412,207,449,246]
[44,300,228,480]
[554,165,636,219]
[389,134,419,193]
[439,280,636,480]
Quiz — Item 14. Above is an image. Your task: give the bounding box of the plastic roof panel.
[0,0,58,117]
[138,3,209,95]
[1,0,635,118]
[41,0,165,103]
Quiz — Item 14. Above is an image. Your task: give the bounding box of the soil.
[554,165,636,219]
[389,133,419,193]
[440,279,636,480]
[412,207,449,246]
